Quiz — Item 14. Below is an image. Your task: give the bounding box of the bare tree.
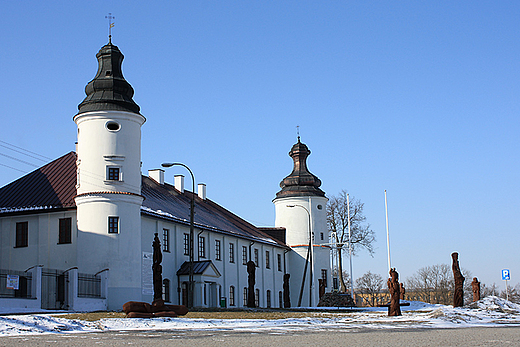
[355,271,384,307]
[481,283,499,298]
[406,264,472,305]
[500,283,520,303]
[341,270,351,291]
[327,190,375,292]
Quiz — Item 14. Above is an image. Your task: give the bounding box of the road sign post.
[502,269,510,301]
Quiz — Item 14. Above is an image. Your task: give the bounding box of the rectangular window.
[108,216,119,234]
[266,290,271,308]
[107,166,120,181]
[277,254,282,272]
[58,218,72,244]
[320,232,324,241]
[15,222,28,248]
[255,289,260,307]
[243,287,248,306]
[321,269,328,288]
[242,246,248,265]
[162,229,170,252]
[215,240,221,260]
[198,236,206,258]
[183,233,190,255]
[229,286,235,306]
[229,243,235,263]
[265,250,270,269]
[254,248,259,267]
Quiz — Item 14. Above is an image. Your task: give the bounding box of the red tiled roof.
[0,152,77,213]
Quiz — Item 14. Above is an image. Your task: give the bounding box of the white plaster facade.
[74,109,146,310]
[273,195,331,307]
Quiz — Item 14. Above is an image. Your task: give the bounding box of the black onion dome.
[77,42,140,114]
[275,137,325,198]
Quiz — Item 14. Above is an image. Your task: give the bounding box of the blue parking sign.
[502,269,510,281]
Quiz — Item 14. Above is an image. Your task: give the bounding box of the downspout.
[283,249,289,274]
[249,241,255,261]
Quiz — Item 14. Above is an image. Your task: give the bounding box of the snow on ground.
[0,296,519,337]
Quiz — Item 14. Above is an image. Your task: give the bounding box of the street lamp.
[286,204,314,307]
[162,162,195,309]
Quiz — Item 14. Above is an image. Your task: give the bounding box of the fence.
[78,273,102,298]
[0,267,107,313]
[0,269,32,299]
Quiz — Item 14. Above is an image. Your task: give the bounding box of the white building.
[0,41,330,311]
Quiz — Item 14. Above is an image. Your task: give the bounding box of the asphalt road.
[1,327,520,346]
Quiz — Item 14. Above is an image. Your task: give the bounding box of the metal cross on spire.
[105,13,115,43]
[296,125,300,141]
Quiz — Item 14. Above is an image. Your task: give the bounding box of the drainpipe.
[283,249,289,274]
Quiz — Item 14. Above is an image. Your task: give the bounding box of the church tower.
[273,137,329,307]
[74,41,146,310]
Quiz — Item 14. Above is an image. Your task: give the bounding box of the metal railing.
[0,269,32,298]
[78,273,103,298]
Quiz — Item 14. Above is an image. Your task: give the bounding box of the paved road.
[1,327,519,346]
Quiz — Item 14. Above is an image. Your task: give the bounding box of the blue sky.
[1,1,519,291]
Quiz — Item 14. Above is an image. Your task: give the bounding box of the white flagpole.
[347,194,355,299]
[385,190,391,272]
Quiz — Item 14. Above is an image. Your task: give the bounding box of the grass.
[54,308,361,322]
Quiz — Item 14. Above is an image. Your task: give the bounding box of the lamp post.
[162,162,195,309]
[287,204,314,307]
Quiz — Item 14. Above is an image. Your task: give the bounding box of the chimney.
[174,174,185,193]
[148,169,164,185]
[198,183,207,200]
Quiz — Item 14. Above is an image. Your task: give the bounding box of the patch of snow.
[1,297,519,337]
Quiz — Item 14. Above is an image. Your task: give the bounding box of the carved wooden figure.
[152,233,163,301]
[472,277,481,302]
[452,252,465,307]
[247,260,256,308]
[283,274,291,308]
[399,282,406,300]
[387,268,401,316]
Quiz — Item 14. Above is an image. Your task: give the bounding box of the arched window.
[162,279,170,303]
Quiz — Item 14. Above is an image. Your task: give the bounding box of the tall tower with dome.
[273,137,330,307]
[74,39,146,310]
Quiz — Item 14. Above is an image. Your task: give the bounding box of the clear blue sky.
[1,1,519,291]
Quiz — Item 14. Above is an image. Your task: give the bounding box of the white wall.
[74,110,145,196]
[74,109,145,311]
[141,215,285,309]
[76,194,143,310]
[0,211,77,272]
[273,195,329,307]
